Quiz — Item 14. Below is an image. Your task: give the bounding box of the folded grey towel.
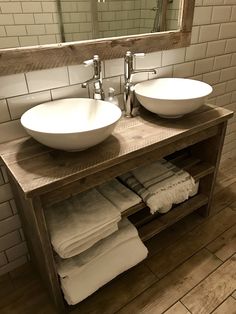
[119,159,196,214]
[45,188,121,258]
[97,178,142,212]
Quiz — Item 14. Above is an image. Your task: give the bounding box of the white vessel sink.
[21,98,122,151]
[135,78,213,118]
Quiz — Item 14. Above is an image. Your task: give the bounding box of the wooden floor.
[1,158,236,314]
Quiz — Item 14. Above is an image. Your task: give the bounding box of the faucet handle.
[133,52,145,58]
[83,55,100,66]
[83,58,94,66]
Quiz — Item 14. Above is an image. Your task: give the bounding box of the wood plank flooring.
[0,157,236,314]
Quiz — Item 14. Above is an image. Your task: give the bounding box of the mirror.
[0,0,195,76]
[59,0,182,42]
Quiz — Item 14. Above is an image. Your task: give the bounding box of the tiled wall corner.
[0,1,236,275]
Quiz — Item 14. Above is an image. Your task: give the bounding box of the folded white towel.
[45,188,121,258]
[119,159,196,214]
[97,178,142,213]
[57,219,148,305]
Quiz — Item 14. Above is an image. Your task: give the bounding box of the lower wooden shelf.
[138,193,208,241]
[121,158,214,219]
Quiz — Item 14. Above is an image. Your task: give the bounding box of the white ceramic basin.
[135,78,213,118]
[21,98,122,151]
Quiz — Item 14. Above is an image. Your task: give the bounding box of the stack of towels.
[56,218,148,305]
[45,178,146,305]
[45,160,198,305]
[119,159,198,214]
[45,179,142,258]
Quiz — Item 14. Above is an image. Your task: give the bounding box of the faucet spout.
[132,68,157,75]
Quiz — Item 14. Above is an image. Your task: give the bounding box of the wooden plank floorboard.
[211,297,236,314]
[211,181,236,214]
[206,224,236,261]
[164,302,191,314]
[146,207,236,278]
[145,212,205,257]
[116,249,221,314]
[181,254,236,314]
[232,291,236,299]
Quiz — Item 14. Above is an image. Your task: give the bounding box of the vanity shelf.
[121,156,215,219]
[132,194,208,241]
[0,104,233,313]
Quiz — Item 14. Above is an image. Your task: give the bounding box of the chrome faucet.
[81,55,105,100]
[124,51,157,117]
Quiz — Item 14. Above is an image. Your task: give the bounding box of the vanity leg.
[190,122,227,217]
[8,175,66,312]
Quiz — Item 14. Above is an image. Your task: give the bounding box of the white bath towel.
[97,178,142,213]
[45,188,121,258]
[57,219,148,305]
[119,159,196,214]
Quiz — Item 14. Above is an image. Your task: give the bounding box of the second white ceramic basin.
[135,78,213,118]
[21,98,122,151]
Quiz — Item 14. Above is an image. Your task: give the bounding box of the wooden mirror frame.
[0,0,195,76]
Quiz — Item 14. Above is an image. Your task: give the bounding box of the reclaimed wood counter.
[0,104,233,312]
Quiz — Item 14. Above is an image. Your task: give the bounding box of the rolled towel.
[45,188,121,258]
[57,219,148,305]
[97,178,142,213]
[119,159,196,214]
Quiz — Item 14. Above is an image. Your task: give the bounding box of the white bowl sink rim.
[21,98,122,135]
[20,98,122,151]
[135,78,213,101]
[134,78,213,118]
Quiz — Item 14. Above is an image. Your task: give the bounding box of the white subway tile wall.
[0,1,236,275]
[0,0,61,48]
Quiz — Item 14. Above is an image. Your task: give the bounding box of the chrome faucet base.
[123,51,157,118]
[81,55,105,101]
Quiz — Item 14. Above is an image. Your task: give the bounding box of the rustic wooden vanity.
[0,104,233,312]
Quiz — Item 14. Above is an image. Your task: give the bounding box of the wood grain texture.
[181,254,236,314]
[0,104,232,312]
[0,105,232,199]
[190,121,227,217]
[116,249,221,314]
[211,297,236,314]
[0,0,196,76]
[146,207,236,278]
[206,224,236,261]
[139,194,208,241]
[145,212,205,258]
[212,181,236,214]
[8,175,65,311]
[0,159,236,314]
[164,302,191,314]
[0,264,57,314]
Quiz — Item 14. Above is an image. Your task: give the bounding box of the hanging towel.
[97,178,142,213]
[57,219,148,305]
[45,188,121,258]
[119,159,196,214]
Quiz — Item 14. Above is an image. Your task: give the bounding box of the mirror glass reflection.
[0,0,182,49]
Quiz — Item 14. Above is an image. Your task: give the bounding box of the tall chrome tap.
[81,55,105,100]
[124,51,157,117]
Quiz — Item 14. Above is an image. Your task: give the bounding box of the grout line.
[208,296,233,314]
[231,291,236,300]
[180,300,193,313]
[144,261,160,280]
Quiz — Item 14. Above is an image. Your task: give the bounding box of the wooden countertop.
[0,105,233,198]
